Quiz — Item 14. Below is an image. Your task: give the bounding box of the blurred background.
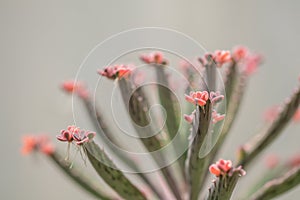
[1,0,300,199]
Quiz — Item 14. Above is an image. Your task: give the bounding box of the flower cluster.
[232,46,262,75]
[21,135,54,155]
[209,159,232,176]
[184,90,225,124]
[185,91,209,106]
[214,50,232,66]
[209,159,246,177]
[98,64,133,79]
[56,125,96,145]
[140,51,168,65]
[198,46,261,76]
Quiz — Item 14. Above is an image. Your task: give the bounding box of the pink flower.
[140,52,167,65]
[56,130,74,143]
[58,125,96,145]
[73,130,96,145]
[21,135,37,155]
[232,46,249,61]
[98,65,117,79]
[98,65,133,79]
[57,125,80,143]
[214,50,232,66]
[212,110,225,124]
[21,135,54,155]
[216,159,232,172]
[185,91,209,106]
[62,80,77,93]
[209,159,233,176]
[209,164,221,176]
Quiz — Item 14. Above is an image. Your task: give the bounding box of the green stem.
[49,151,116,200]
[239,85,300,168]
[250,165,300,200]
[84,141,146,200]
[186,102,212,200]
[119,78,183,200]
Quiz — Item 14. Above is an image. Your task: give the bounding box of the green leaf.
[154,66,186,182]
[118,78,183,200]
[82,92,163,199]
[239,85,300,168]
[210,63,247,158]
[49,151,116,200]
[155,66,180,141]
[250,165,300,200]
[186,102,212,200]
[192,64,248,195]
[84,141,146,200]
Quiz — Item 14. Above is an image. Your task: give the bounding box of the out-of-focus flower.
[214,50,232,66]
[242,54,262,75]
[21,135,54,155]
[21,135,37,155]
[185,91,209,106]
[232,46,249,61]
[61,80,89,99]
[140,52,168,65]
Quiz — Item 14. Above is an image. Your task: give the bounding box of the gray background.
[1,0,300,199]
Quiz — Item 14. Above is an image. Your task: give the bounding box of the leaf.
[118,78,183,200]
[239,85,300,168]
[155,66,186,181]
[210,63,247,157]
[49,151,116,200]
[84,141,146,200]
[155,66,180,141]
[186,102,212,200]
[82,93,163,199]
[192,63,248,195]
[250,165,300,200]
[206,168,245,200]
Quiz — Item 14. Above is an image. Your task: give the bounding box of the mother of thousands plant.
[22,46,300,200]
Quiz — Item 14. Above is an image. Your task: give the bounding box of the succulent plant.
[22,46,300,200]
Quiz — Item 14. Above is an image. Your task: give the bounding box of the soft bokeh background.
[1,0,300,199]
